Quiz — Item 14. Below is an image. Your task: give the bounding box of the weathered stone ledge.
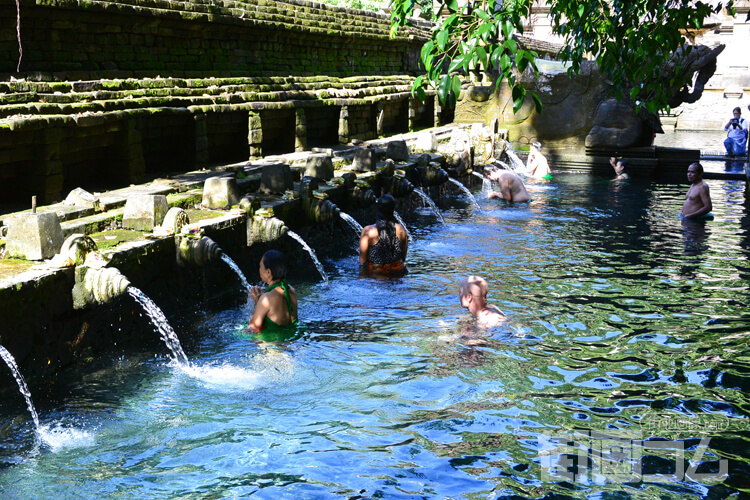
[29,0,431,43]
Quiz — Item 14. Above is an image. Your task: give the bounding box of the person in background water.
[525,141,552,179]
[247,250,298,333]
[359,194,408,275]
[681,162,713,220]
[609,157,630,180]
[724,106,747,157]
[459,276,505,328]
[486,168,531,202]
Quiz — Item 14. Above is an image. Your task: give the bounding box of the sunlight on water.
[3,173,750,499]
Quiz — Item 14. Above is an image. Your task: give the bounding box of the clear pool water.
[2,173,749,499]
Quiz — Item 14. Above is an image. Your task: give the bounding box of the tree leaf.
[512,87,526,114]
[451,75,462,98]
[436,29,449,51]
[476,46,487,69]
[438,75,452,105]
[446,0,459,13]
[448,54,467,74]
[529,90,543,114]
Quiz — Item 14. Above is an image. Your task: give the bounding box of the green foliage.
[391,0,743,115]
[392,0,541,114]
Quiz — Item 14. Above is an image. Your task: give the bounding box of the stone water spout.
[248,208,289,245]
[176,234,224,267]
[390,169,415,198]
[341,172,376,209]
[298,176,341,224]
[73,266,131,310]
[375,159,415,199]
[53,234,131,310]
[412,162,449,188]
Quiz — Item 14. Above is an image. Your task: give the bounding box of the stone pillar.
[339,105,350,144]
[434,95,442,127]
[376,102,385,137]
[121,116,145,184]
[409,98,418,132]
[194,113,209,170]
[202,176,240,209]
[248,111,262,158]
[295,108,307,152]
[122,195,169,231]
[31,127,65,204]
[6,211,64,260]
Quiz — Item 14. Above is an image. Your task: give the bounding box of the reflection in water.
[681,217,710,256]
[1,173,749,498]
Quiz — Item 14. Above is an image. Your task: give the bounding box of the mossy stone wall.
[1,0,429,78]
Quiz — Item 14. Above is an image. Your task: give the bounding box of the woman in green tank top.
[247,250,298,333]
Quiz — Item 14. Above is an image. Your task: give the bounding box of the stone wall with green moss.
[2,0,430,78]
[0,0,437,205]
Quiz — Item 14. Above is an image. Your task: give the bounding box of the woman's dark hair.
[262,250,287,281]
[733,106,741,114]
[618,160,629,172]
[375,194,398,248]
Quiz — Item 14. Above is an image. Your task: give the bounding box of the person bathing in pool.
[681,162,713,220]
[359,194,409,275]
[247,250,298,333]
[525,141,552,179]
[459,276,505,328]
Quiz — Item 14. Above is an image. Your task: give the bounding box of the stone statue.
[455,43,725,152]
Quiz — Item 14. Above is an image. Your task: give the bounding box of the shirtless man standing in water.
[681,162,713,219]
[486,168,531,202]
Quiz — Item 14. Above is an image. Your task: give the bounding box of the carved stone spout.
[248,215,288,245]
[73,266,131,310]
[414,164,449,187]
[176,235,224,267]
[298,175,341,224]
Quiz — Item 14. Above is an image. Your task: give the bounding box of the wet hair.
[261,250,287,281]
[460,276,488,299]
[531,141,542,151]
[689,162,704,175]
[617,160,629,172]
[733,106,741,114]
[375,194,398,248]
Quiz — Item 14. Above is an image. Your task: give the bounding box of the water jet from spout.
[393,211,413,245]
[220,253,252,294]
[0,345,40,430]
[127,287,189,365]
[413,188,445,224]
[287,230,328,284]
[447,178,481,210]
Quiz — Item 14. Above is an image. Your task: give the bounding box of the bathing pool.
[1,172,749,499]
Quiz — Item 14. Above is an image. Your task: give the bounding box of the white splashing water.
[413,188,446,224]
[287,230,328,284]
[472,171,493,199]
[220,253,252,294]
[447,178,481,210]
[127,287,189,364]
[505,146,526,172]
[178,362,265,391]
[0,345,40,429]
[393,211,413,245]
[38,423,96,451]
[340,212,364,238]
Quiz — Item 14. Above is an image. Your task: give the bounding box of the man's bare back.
[487,170,530,202]
[681,163,712,219]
